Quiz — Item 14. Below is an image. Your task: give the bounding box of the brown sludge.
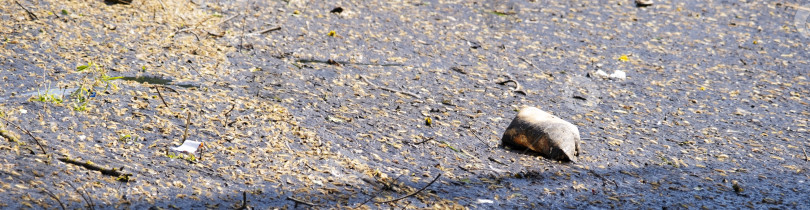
[501,107,581,162]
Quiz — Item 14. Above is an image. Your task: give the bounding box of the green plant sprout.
[166,152,197,162]
[30,85,64,104]
[69,85,94,111]
[118,134,138,144]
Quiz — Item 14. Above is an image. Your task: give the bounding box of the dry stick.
[374,173,442,204]
[355,173,407,209]
[470,129,491,148]
[519,57,540,71]
[216,14,239,26]
[0,118,47,155]
[804,147,808,162]
[287,196,317,207]
[222,104,235,128]
[248,26,281,36]
[182,112,191,142]
[169,15,217,38]
[586,169,619,189]
[784,3,810,12]
[14,0,37,21]
[236,191,249,210]
[205,14,240,37]
[408,136,434,145]
[359,75,422,99]
[57,157,129,178]
[40,186,66,210]
[238,3,247,52]
[154,86,169,108]
[66,181,95,210]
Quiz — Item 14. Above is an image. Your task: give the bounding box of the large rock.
[501,107,581,162]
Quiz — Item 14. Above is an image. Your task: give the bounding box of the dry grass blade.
[182,111,191,142]
[0,118,48,155]
[287,196,318,207]
[355,173,407,208]
[14,0,37,21]
[66,181,95,210]
[359,75,422,99]
[40,186,66,210]
[374,173,442,204]
[154,86,170,108]
[248,26,281,36]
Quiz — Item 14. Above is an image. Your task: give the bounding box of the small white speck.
[19,109,27,114]
[78,135,86,141]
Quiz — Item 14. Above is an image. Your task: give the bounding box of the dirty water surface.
[1,0,809,209]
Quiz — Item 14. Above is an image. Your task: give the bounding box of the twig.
[287,196,317,207]
[0,118,47,155]
[407,136,434,145]
[168,15,217,38]
[586,169,618,189]
[66,181,95,210]
[359,75,422,99]
[57,157,131,181]
[784,3,810,12]
[518,57,540,71]
[236,191,249,210]
[222,104,235,128]
[238,4,247,52]
[40,186,66,210]
[374,173,442,204]
[154,86,169,108]
[14,0,37,21]
[803,147,808,162]
[182,112,191,142]
[215,14,239,26]
[470,130,490,148]
[355,173,407,209]
[488,157,507,166]
[496,74,526,95]
[248,26,281,36]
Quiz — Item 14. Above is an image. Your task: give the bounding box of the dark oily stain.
[295,59,404,67]
[330,7,344,13]
[120,76,198,88]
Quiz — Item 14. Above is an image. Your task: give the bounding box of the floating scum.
[501,106,581,162]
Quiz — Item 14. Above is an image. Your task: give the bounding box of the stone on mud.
[501,107,581,162]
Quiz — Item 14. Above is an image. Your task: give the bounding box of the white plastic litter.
[171,140,204,154]
[609,70,627,79]
[476,199,494,204]
[594,70,610,78]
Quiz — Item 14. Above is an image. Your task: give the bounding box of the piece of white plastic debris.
[609,70,627,79]
[19,109,27,114]
[594,70,610,78]
[78,135,86,141]
[171,140,204,154]
[476,199,494,204]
